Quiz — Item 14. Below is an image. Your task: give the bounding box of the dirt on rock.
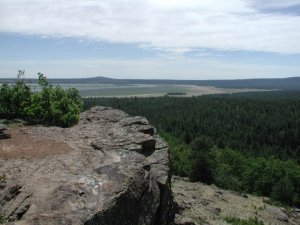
[0,127,73,160]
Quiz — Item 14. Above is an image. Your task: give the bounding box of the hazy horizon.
[1,75,300,81]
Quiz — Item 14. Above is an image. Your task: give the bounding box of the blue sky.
[0,0,300,79]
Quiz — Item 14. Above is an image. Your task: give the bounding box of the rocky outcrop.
[0,106,173,225]
[172,176,300,225]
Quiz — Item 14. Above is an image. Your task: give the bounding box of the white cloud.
[0,0,300,54]
[251,0,300,9]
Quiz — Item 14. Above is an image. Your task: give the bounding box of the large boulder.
[0,106,173,225]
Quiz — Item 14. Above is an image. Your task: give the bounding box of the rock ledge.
[0,106,173,225]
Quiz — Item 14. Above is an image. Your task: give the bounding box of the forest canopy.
[0,71,83,127]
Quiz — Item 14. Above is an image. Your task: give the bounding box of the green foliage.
[0,70,31,119]
[161,132,191,177]
[50,87,83,127]
[0,215,8,224]
[0,72,83,127]
[189,135,214,183]
[0,83,13,117]
[213,148,246,191]
[11,80,32,118]
[0,174,6,184]
[211,148,300,206]
[225,216,264,225]
[270,175,295,205]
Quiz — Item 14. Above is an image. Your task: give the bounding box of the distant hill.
[1,76,300,90]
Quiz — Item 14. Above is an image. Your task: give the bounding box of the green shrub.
[225,216,264,225]
[0,174,6,184]
[0,70,32,119]
[0,83,13,118]
[0,72,83,127]
[189,135,214,183]
[50,87,83,127]
[270,175,295,205]
[0,214,8,224]
[161,132,191,177]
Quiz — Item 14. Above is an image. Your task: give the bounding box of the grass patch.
[0,215,8,224]
[0,119,26,126]
[225,217,264,225]
[0,174,6,184]
[262,198,286,208]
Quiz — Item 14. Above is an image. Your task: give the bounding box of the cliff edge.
[0,106,173,225]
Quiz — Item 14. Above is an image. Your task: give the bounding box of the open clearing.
[75,84,266,97]
[0,82,269,97]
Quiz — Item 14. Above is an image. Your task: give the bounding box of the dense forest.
[83,91,300,207]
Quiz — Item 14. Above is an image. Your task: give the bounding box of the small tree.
[31,73,83,127]
[0,83,13,118]
[271,175,294,205]
[0,70,31,119]
[189,135,215,183]
[50,87,83,127]
[12,71,32,118]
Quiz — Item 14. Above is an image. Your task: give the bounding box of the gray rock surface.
[0,106,173,225]
[269,207,289,222]
[172,176,300,225]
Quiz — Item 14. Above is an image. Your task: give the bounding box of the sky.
[0,0,300,79]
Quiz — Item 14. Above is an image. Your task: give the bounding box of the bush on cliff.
[0,72,83,127]
[0,71,32,119]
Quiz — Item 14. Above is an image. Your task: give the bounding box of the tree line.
[83,92,300,206]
